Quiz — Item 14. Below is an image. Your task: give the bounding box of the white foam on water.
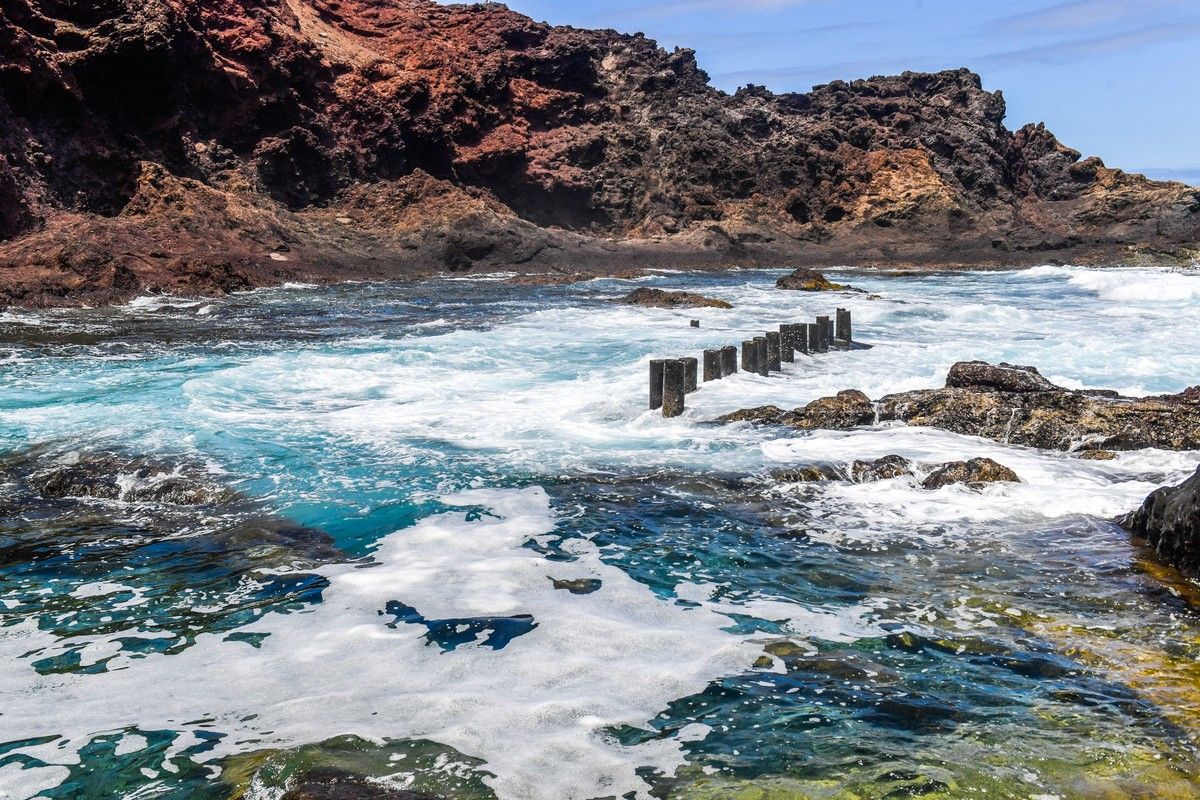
[0,486,880,800]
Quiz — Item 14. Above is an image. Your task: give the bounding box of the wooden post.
[741,340,757,374]
[681,357,698,393]
[779,325,795,363]
[649,359,665,410]
[721,345,737,376]
[662,360,685,417]
[703,349,721,382]
[766,331,782,371]
[690,319,700,328]
[807,322,821,354]
[754,336,769,376]
[836,308,852,343]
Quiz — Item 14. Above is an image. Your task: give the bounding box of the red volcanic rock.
[0,0,1198,306]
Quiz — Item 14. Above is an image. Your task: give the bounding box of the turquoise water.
[3,267,1200,799]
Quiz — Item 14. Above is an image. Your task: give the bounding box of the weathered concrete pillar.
[807,322,821,354]
[835,308,852,343]
[794,323,809,354]
[703,349,721,382]
[690,319,700,328]
[662,359,685,417]
[779,325,795,363]
[741,340,758,374]
[649,359,665,410]
[754,336,769,376]
[681,357,698,393]
[721,345,737,376]
[816,316,831,353]
[766,331,782,371]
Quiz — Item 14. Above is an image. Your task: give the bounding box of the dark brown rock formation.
[719,362,1200,452]
[921,457,1020,489]
[1,0,1198,307]
[850,454,915,482]
[1123,467,1200,576]
[775,268,857,292]
[616,287,732,309]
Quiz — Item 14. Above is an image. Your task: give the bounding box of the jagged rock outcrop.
[720,362,1200,452]
[1,0,1197,306]
[776,268,858,292]
[1123,467,1200,576]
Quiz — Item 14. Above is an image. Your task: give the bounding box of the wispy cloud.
[992,0,1181,33]
[977,18,1200,67]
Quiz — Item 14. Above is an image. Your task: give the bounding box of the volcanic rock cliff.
[1,0,1198,306]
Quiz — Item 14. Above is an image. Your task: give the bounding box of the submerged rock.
[1123,466,1200,575]
[615,287,733,309]
[770,463,845,483]
[775,269,858,292]
[33,452,236,505]
[281,768,441,800]
[717,361,1200,452]
[921,458,1020,489]
[549,577,602,595]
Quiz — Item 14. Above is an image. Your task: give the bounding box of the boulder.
[850,455,914,482]
[944,361,1060,393]
[775,268,856,292]
[787,390,875,430]
[1123,466,1200,575]
[615,287,733,309]
[921,458,1020,489]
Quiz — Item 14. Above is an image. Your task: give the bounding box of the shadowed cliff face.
[0,0,1197,306]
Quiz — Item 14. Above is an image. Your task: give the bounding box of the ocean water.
[2,266,1200,799]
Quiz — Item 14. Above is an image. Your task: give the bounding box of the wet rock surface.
[1123,466,1200,576]
[850,455,916,482]
[921,457,1020,489]
[280,768,443,800]
[720,362,1200,452]
[615,287,733,309]
[775,268,861,293]
[1,1,1198,307]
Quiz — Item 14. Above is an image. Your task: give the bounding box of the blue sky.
[470,0,1199,184]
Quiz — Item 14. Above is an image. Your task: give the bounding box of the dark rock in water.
[716,405,788,425]
[921,458,1020,489]
[34,453,235,505]
[850,455,914,483]
[715,362,1200,452]
[775,269,855,292]
[782,390,876,431]
[770,463,845,483]
[280,768,440,800]
[1078,450,1118,461]
[944,361,1059,393]
[616,287,733,309]
[549,577,602,595]
[1123,466,1200,575]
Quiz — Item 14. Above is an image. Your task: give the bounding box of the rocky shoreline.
[1,0,1197,308]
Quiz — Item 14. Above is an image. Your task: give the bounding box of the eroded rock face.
[921,458,1020,489]
[1123,467,1200,575]
[0,0,1198,306]
[616,287,733,309]
[720,362,1200,452]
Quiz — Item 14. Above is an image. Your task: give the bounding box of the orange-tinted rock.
[0,0,1198,306]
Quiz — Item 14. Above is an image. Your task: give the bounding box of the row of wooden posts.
[650,308,853,417]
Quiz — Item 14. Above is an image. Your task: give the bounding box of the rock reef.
[616,287,732,309]
[0,0,1198,306]
[721,362,1200,452]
